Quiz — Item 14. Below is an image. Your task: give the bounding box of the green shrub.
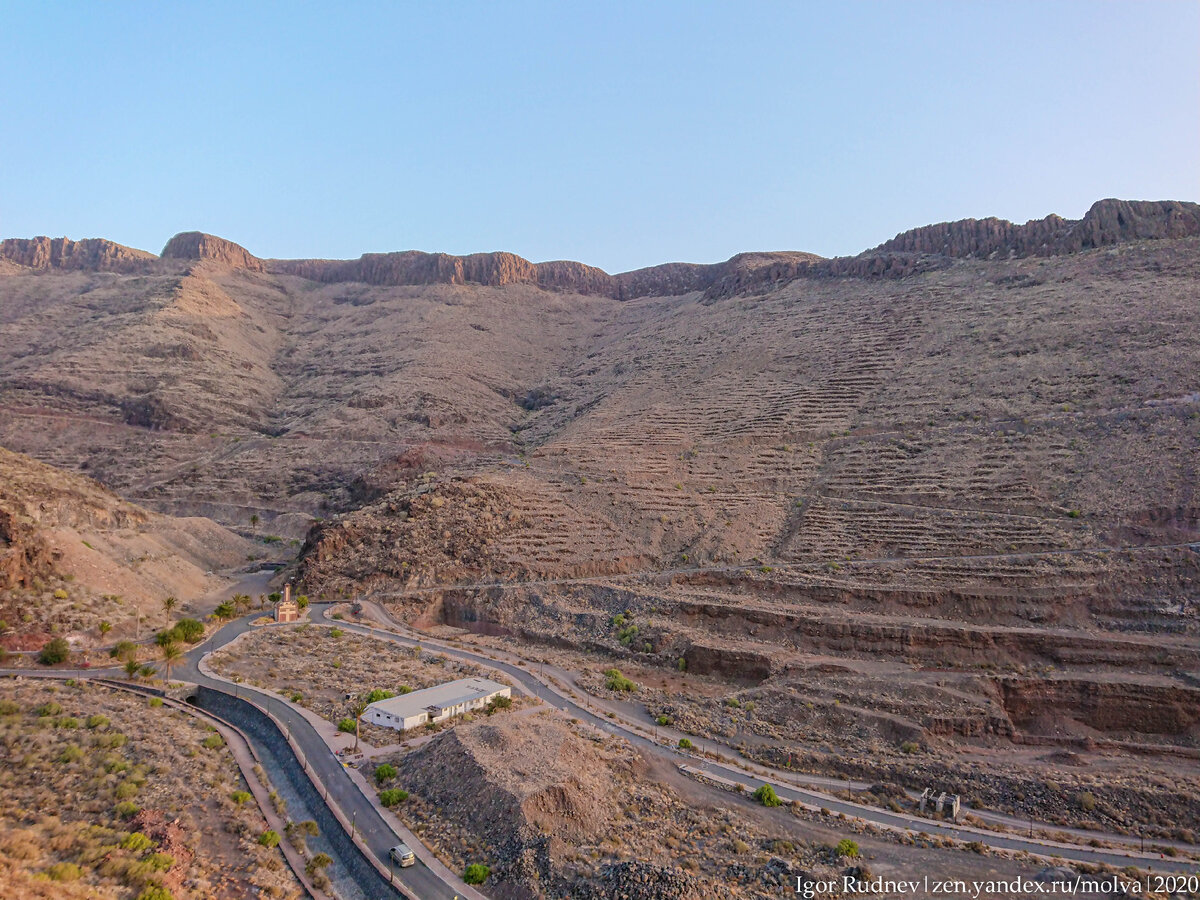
[201,733,224,750]
[753,784,782,807]
[148,698,163,708]
[655,714,669,726]
[337,718,357,733]
[678,738,693,749]
[136,885,174,900]
[899,741,920,754]
[463,863,490,884]
[35,701,62,717]
[604,668,636,692]
[374,763,397,783]
[835,838,859,858]
[146,853,174,871]
[379,788,409,806]
[58,744,84,764]
[57,717,80,729]
[230,790,252,805]
[87,714,111,729]
[1077,791,1097,811]
[170,619,205,643]
[115,801,140,819]
[115,780,139,800]
[258,830,280,848]
[45,861,83,881]
[0,700,18,715]
[53,588,69,600]
[122,832,154,852]
[305,852,332,876]
[485,695,512,714]
[366,688,396,703]
[329,628,344,639]
[111,640,138,660]
[38,637,70,665]
[677,658,687,672]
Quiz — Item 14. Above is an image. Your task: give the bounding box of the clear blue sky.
[2,1,1197,273]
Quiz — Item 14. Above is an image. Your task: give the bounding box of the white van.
[389,843,416,867]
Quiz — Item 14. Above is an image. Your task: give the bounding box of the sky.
[1,1,1197,273]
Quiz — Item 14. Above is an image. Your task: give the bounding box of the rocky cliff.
[876,199,1200,260]
[0,236,155,273]
[269,249,615,295]
[160,231,265,271]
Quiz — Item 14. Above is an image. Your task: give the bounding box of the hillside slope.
[0,446,256,648]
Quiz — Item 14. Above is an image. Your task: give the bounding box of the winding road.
[6,591,1195,896]
[337,599,1199,875]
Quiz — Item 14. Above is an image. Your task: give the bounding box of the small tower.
[274,583,300,623]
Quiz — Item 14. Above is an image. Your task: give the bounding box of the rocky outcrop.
[573,862,705,900]
[616,251,824,299]
[0,236,155,273]
[876,199,1200,260]
[160,231,264,271]
[269,249,615,295]
[999,677,1200,737]
[682,641,774,683]
[0,506,56,590]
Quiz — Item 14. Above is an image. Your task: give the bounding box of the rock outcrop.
[269,249,615,295]
[160,231,264,271]
[876,199,1200,260]
[616,250,824,299]
[0,236,155,273]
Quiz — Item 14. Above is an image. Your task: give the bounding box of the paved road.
[176,613,466,900]
[341,602,1199,874]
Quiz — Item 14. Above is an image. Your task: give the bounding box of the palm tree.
[98,621,112,638]
[162,596,178,625]
[232,593,252,615]
[124,659,141,681]
[350,696,370,753]
[159,641,183,685]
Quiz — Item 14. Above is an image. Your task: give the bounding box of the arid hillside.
[0,447,256,647]
[1,201,1198,791]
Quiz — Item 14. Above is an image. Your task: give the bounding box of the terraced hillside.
[2,201,1198,823]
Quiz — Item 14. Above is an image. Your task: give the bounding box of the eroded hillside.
[1,202,1198,809]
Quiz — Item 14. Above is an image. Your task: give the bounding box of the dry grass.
[0,679,301,900]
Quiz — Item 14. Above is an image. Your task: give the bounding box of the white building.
[363,677,511,731]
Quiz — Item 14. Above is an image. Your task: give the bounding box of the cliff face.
[4,197,1195,292]
[269,250,616,296]
[160,231,265,271]
[876,199,1200,260]
[0,237,156,273]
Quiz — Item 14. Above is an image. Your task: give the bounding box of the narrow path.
[364,539,1200,599]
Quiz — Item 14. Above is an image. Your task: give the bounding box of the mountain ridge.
[2,199,1197,300]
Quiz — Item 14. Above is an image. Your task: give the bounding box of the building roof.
[366,677,509,718]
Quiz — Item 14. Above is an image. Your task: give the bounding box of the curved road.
[176,612,467,900]
[338,601,1199,875]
